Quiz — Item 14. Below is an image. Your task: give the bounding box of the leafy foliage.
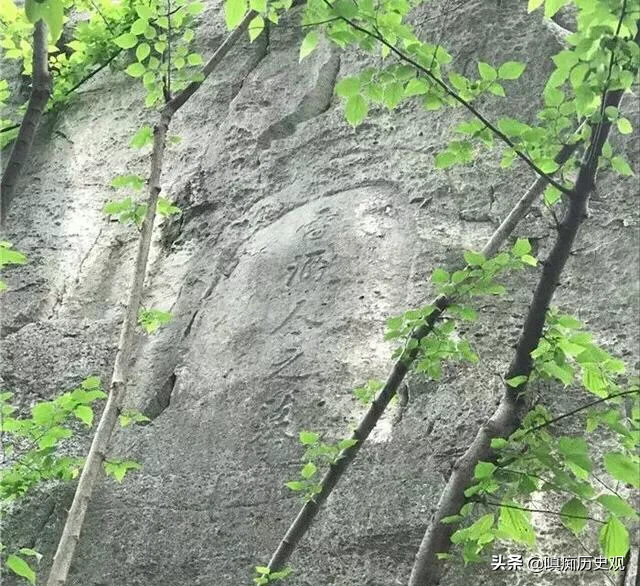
[137,307,172,334]
[0,377,105,582]
[448,312,639,564]
[285,431,358,502]
[253,565,293,585]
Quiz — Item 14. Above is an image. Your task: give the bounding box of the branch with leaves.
[408,14,639,582]
[44,10,259,586]
[262,136,579,575]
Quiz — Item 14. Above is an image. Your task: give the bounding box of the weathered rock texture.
[1,1,638,585]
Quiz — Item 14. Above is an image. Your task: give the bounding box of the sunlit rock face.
[1,1,638,585]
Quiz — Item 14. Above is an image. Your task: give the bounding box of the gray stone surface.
[1,1,638,585]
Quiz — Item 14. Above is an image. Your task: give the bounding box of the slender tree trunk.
[407,86,626,586]
[0,20,51,228]
[266,140,579,572]
[44,13,255,586]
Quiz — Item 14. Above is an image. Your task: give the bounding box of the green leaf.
[488,83,506,97]
[498,61,526,80]
[617,118,632,135]
[299,31,319,62]
[104,459,142,483]
[434,150,457,169]
[558,437,591,474]
[536,158,559,173]
[474,461,496,479]
[527,0,544,11]
[157,198,182,217]
[582,365,608,397]
[335,77,361,98]
[337,438,358,450]
[541,361,574,386]
[431,268,449,284]
[604,452,640,488]
[611,156,634,176]
[0,242,27,268]
[333,0,358,18]
[119,409,151,428]
[544,185,561,206]
[80,376,102,391]
[521,254,537,267]
[506,375,528,388]
[111,175,145,190]
[544,0,569,18]
[478,62,497,81]
[138,308,172,334]
[126,63,146,78]
[463,250,485,267]
[299,431,319,445]
[404,78,428,97]
[497,502,535,546]
[225,0,248,29]
[560,497,588,536]
[285,480,305,491]
[133,5,152,18]
[6,554,36,585]
[301,461,317,479]
[597,495,639,520]
[511,238,531,257]
[188,1,205,14]
[74,404,94,426]
[490,438,508,449]
[130,18,148,35]
[18,549,42,562]
[136,43,151,62]
[130,126,154,149]
[383,82,404,110]
[25,0,64,42]
[599,515,630,559]
[497,118,529,136]
[248,16,264,41]
[344,95,367,127]
[32,401,55,425]
[114,33,138,49]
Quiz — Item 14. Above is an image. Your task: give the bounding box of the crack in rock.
[144,371,177,420]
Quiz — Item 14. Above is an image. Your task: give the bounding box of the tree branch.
[44,12,258,585]
[475,497,605,524]
[407,15,636,579]
[0,21,52,228]
[264,137,580,573]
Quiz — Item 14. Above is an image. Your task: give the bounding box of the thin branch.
[499,467,576,497]
[88,0,116,35]
[591,472,626,501]
[0,20,52,228]
[302,17,341,27]
[522,388,639,435]
[264,137,580,573]
[63,49,122,96]
[44,12,257,586]
[475,497,605,524]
